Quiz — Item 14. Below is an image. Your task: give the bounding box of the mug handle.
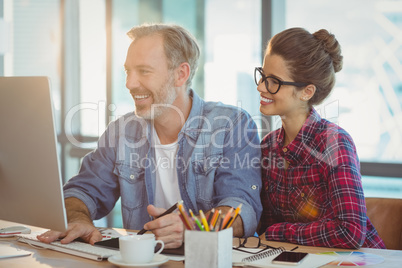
[155,240,164,254]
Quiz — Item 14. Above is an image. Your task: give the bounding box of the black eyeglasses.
[233,237,275,254]
[254,67,309,94]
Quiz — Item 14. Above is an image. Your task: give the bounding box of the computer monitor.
[0,76,67,232]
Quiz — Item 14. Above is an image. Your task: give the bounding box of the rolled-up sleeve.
[213,112,262,237]
[63,122,120,220]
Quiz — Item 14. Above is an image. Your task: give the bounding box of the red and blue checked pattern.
[259,108,385,249]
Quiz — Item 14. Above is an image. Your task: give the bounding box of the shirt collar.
[280,108,322,164]
[178,89,205,141]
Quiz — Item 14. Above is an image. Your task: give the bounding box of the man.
[38,23,262,249]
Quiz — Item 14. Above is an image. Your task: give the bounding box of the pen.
[207,208,215,225]
[209,209,220,230]
[216,217,223,231]
[177,201,194,230]
[223,216,233,229]
[221,207,234,229]
[179,214,192,230]
[226,204,242,228]
[189,210,204,231]
[189,209,195,218]
[199,210,210,232]
[137,201,180,235]
[214,211,222,229]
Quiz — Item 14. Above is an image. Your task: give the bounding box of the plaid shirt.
[259,108,385,249]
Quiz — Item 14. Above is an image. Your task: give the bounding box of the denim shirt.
[64,89,262,237]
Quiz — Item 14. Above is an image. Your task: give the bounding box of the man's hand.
[37,221,102,245]
[214,206,244,237]
[143,205,184,249]
[37,197,102,245]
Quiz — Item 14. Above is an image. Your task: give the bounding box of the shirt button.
[283,147,288,153]
[281,203,285,208]
[251,185,257,190]
[301,193,305,197]
[130,174,135,180]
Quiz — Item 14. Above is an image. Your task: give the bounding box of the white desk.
[1,220,401,267]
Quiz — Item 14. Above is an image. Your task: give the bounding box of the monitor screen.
[0,76,67,232]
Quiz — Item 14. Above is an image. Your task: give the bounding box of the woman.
[257,27,385,249]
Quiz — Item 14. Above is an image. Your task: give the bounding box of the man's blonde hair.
[127,23,200,88]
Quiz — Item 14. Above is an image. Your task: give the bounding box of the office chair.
[365,197,402,250]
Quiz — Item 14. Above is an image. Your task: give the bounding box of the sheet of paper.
[0,244,32,259]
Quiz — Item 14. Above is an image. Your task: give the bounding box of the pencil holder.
[184,227,232,268]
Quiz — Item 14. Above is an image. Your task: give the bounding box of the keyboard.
[17,232,119,261]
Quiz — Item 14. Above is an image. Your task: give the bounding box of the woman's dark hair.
[266,27,343,105]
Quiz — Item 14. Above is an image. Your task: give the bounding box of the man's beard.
[134,76,177,120]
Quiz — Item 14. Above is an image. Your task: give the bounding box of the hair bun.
[313,29,343,72]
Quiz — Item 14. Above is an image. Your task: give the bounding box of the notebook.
[232,247,337,268]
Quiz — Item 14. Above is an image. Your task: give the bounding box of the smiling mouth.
[132,94,151,100]
[260,96,273,103]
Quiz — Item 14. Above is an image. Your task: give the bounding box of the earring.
[301,97,308,101]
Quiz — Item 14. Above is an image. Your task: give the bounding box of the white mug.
[119,234,164,264]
